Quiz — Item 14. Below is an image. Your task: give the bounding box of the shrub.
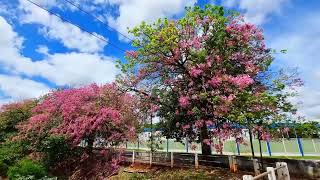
[0,141,28,176]
[7,159,47,180]
[0,100,37,142]
[40,136,82,177]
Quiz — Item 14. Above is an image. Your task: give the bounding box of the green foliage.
[7,159,47,180]
[0,100,37,142]
[292,122,320,138]
[119,4,302,154]
[39,135,81,169]
[146,133,164,152]
[0,141,28,176]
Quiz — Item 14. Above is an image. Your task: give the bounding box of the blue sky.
[0,0,319,120]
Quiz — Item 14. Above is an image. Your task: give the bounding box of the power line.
[59,0,172,57]
[24,0,126,52]
[61,0,134,42]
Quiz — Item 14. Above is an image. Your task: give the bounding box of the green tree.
[0,100,37,142]
[118,5,301,155]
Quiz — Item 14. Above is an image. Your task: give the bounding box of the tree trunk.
[258,132,264,171]
[249,128,255,158]
[200,125,212,155]
[87,136,94,154]
[219,138,223,155]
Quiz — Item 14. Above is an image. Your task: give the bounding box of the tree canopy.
[14,83,142,178]
[118,5,301,154]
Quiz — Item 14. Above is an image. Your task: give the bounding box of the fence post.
[283,162,290,180]
[276,162,283,179]
[149,151,152,166]
[242,175,253,180]
[277,162,290,180]
[170,152,174,168]
[253,159,260,175]
[236,142,240,155]
[228,156,233,172]
[195,153,199,169]
[186,139,189,153]
[267,167,276,180]
[267,141,272,156]
[132,150,135,164]
[228,156,237,172]
[312,139,317,152]
[233,156,237,172]
[297,137,304,157]
[282,137,287,154]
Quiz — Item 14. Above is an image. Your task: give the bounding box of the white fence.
[243,162,290,180]
[129,150,291,180]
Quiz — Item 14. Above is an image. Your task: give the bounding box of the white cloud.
[36,45,49,55]
[221,0,320,120]
[270,13,320,120]
[106,0,196,40]
[0,15,118,99]
[18,0,107,53]
[35,52,118,86]
[0,74,50,100]
[289,87,320,120]
[222,0,289,25]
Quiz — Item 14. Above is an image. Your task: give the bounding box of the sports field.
[126,138,320,157]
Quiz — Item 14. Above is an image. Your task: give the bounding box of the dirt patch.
[111,163,253,180]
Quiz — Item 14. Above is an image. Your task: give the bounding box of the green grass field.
[126,138,320,157]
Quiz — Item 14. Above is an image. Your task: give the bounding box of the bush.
[40,136,82,174]
[7,159,47,180]
[40,136,74,168]
[0,141,28,176]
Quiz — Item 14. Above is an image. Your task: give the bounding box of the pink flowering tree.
[16,83,142,178]
[118,5,301,155]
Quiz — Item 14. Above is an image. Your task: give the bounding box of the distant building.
[138,128,162,141]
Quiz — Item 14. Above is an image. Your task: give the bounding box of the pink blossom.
[178,96,190,108]
[261,131,271,142]
[208,76,222,87]
[283,127,290,133]
[226,94,236,102]
[230,74,254,89]
[191,144,197,151]
[203,139,211,146]
[17,83,140,148]
[182,124,190,130]
[192,37,201,49]
[195,120,204,128]
[214,143,223,153]
[176,122,180,127]
[151,104,159,113]
[187,110,194,115]
[125,50,138,58]
[190,67,203,77]
[215,55,222,63]
[205,120,213,126]
[222,123,230,129]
